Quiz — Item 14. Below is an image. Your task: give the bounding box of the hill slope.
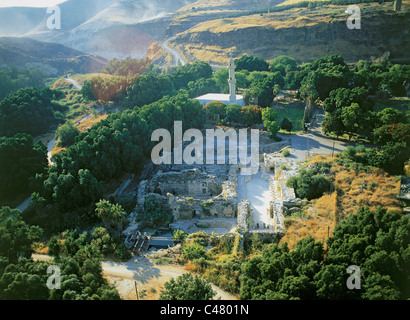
[168,1,410,64]
[0,0,198,60]
[0,37,107,75]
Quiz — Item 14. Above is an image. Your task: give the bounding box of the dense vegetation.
[286,168,333,200]
[0,51,408,300]
[0,88,66,137]
[180,206,409,300]
[240,206,409,300]
[0,65,48,100]
[0,134,47,201]
[160,273,216,300]
[30,93,204,231]
[102,57,151,77]
[0,207,120,300]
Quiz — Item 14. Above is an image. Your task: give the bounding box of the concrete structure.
[195,54,245,107]
[195,93,245,107]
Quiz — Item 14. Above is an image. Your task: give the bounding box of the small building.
[195,54,245,107]
[195,93,245,107]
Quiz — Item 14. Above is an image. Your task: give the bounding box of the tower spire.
[228,53,236,102]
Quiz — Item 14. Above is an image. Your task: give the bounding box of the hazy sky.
[0,0,68,8]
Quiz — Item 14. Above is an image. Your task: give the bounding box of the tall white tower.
[228,53,236,102]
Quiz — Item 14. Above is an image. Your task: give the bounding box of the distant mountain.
[0,37,107,75]
[0,0,197,60]
[0,0,117,37]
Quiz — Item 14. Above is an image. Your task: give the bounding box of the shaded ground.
[32,254,237,300]
[280,109,352,162]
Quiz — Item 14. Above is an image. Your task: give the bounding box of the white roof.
[195,93,244,101]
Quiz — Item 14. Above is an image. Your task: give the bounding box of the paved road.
[160,37,186,66]
[281,109,350,162]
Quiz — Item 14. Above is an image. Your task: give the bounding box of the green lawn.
[275,100,305,133]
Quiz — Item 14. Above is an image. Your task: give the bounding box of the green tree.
[286,169,332,200]
[281,117,293,132]
[262,108,280,138]
[0,207,43,262]
[0,134,47,201]
[270,55,298,75]
[377,108,407,126]
[182,242,206,261]
[341,103,364,140]
[235,55,269,72]
[80,80,97,101]
[323,87,372,113]
[299,55,351,102]
[48,236,62,257]
[95,200,127,232]
[213,68,229,93]
[322,109,345,138]
[55,121,80,147]
[204,101,227,122]
[160,273,216,300]
[0,88,66,137]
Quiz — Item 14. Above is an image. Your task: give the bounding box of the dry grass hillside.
[280,154,403,249]
[170,1,410,64]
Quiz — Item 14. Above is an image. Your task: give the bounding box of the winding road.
[161,37,186,66]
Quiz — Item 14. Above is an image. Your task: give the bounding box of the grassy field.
[274,93,306,132]
[52,74,112,121]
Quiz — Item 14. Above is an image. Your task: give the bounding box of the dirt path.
[161,37,186,66]
[32,254,237,300]
[102,257,237,300]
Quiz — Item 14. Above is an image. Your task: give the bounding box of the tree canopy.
[240,206,410,300]
[0,88,66,137]
[160,273,216,300]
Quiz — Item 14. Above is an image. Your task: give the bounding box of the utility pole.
[305,123,311,159]
[135,281,139,300]
[332,141,335,158]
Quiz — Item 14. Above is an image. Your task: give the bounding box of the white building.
[195,54,245,107]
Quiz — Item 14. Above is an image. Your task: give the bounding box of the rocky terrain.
[169,2,410,64]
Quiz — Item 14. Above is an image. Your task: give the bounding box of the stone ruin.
[136,163,238,223]
[125,130,299,249]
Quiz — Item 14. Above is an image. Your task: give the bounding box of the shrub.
[160,273,216,300]
[182,242,207,261]
[281,118,293,132]
[287,169,332,200]
[115,243,132,261]
[280,163,288,171]
[282,148,291,157]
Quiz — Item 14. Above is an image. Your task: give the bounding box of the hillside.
[168,1,410,65]
[0,0,116,37]
[0,0,198,60]
[0,37,107,75]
